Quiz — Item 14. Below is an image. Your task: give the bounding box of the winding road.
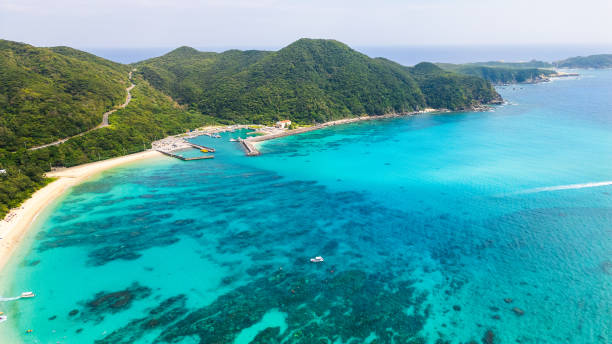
[29,71,135,151]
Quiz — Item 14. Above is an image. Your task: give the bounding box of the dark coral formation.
[94,295,188,344]
[155,269,425,344]
[79,283,152,322]
[33,154,555,342]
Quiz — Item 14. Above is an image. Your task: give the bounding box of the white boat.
[0,315,7,323]
[229,138,237,142]
[20,292,35,298]
[310,256,324,263]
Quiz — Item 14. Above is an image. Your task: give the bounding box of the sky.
[2,0,612,49]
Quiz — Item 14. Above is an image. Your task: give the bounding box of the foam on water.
[1,70,612,343]
[518,181,612,194]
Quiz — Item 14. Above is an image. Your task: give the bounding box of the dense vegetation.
[554,54,612,69]
[437,63,557,85]
[0,40,130,150]
[136,39,501,124]
[0,38,503,218]
[406,62,501,109]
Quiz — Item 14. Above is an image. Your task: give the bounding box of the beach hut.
[275,120,292,129]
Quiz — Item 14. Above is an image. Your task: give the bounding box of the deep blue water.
[1,70,612,343]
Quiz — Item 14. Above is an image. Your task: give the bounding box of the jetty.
[157,150,214,161]
[188,143,215,152]
[152,136,217,161]
[153,112,443,158]
[151,130,221,161]
[239,139,260,156]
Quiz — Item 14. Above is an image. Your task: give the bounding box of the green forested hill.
[406,62,501,109]
[137,47,270,105]
[554,54,612,69]
[136,39,501,123]
[0,40,130,150]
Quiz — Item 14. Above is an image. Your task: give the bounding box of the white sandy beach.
[0,150,163,271]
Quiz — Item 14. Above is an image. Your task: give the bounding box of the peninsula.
[0,38,503,222]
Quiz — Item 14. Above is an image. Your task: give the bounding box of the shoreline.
[0,150,163,271]
[0,105,494,270]
[241,108,444,156]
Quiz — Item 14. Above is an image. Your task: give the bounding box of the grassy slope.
[0,75,216,218]
[0,40,130,150]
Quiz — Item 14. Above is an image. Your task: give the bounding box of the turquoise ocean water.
[1,70,612,343]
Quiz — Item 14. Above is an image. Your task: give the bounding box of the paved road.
[29,71,135,151]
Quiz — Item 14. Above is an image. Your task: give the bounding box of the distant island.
[437,60,583,85]
[434,54,612,84]
[554,54,612,69]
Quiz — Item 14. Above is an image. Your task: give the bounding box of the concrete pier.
[188,143,216,152]
[239,139,260,156]
[157,150,214,161]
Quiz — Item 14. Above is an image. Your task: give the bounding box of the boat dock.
[156,150,215,161]
[188,143,216,152]
[152,135,217,161]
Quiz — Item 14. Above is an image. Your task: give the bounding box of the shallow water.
[1,70,612,343]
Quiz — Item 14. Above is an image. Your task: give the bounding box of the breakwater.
[156,150,214,161]
[188,143,215,152]
[239,139,260,156]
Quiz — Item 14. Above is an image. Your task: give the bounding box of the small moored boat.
[20,292,35,298]
[0,315,7,323]
[310,256,324,263]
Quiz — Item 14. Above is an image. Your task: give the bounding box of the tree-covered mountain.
[0,40,130,150]
[554,54,612,69]
[136,39,501,123]
[437,63,557,85]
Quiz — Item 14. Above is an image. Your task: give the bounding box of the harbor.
[151,128,230,161]
[151,111,442,159]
